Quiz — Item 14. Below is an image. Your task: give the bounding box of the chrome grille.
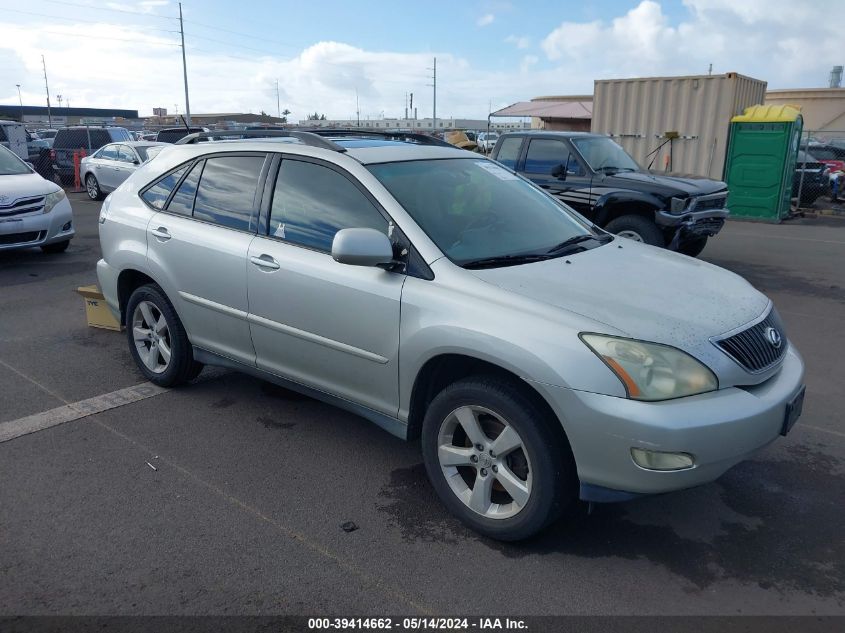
[714,309,787,373]
[0,195,46,217]
[692,194,727,211]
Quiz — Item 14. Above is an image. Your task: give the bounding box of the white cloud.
[540,0,839,87]
[520,55,539,74]
[477,14,495,27]
[505,35,530,50]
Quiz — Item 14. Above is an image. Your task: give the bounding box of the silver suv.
[97,130,805,541]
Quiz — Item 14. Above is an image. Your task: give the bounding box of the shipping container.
[591,73,767,179]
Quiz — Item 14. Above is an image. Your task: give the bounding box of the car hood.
[0,172,59,199]
[469,239,769,347]
[606,170,727,198]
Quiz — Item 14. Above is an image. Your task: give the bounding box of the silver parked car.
[80,141,167,200]
[0,144,75,253]
[97,131,805,541]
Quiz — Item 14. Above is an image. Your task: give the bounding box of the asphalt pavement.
[1,193,843,616]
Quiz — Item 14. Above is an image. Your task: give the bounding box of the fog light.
[631,447,694,471]
[62,221,72,231]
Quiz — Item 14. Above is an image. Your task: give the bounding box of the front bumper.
[0,198,75,251]
[530,345,805,500]
[656,208,729,237]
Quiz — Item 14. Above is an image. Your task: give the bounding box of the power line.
[42,0,176,20]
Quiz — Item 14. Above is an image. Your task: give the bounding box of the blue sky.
[0,1,839,120]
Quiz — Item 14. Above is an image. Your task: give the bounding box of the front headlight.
[43,189,66,214]
[669,196,690,213]
[580,334,717,401]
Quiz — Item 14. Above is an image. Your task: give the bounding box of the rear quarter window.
[141,165,189,209]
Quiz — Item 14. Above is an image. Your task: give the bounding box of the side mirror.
[551,163,567,180]
[331,228,395,267]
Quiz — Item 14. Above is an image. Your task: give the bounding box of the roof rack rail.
[174,129,346,152]
[304,128,454,148]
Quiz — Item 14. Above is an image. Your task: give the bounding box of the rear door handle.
[150,226,171,241]
[250,254,280,271]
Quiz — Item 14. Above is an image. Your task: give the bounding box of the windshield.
[368,158,601,266]
[0,145,31,176]
[571,136,639,172]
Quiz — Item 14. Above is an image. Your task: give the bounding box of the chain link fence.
[795,129,845,209]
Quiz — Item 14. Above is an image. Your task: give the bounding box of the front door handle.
[250,254,280,271]
[150,226,171,241]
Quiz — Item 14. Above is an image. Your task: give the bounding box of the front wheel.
[605,214,665,247]
[85,174,103,200]
[125,284,200,387]
[421,376,576,541]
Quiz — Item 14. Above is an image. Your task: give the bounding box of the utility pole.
[41,55,52,128]
[428,57,437,130]
[275,79,280,119]
[355,89,360,127]
[15,84,23,122]
[708,63,713,76]
[178,2,191,125]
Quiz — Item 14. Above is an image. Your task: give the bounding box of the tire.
[59,174,74,186]
[605,214,665,247]
[677,236,708,257]
[421,375,576,541]
[125,284,199,387]
[85,174,103,200]
[40,239,70,254]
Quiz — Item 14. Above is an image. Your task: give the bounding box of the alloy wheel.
[616,230,644,242]
[437,405,533,519]
[86,177,99,200]
[132,300,172,374]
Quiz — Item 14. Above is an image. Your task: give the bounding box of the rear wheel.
[59,174,74,186]
[677,236,708,257]
[421,376,576,541]
[605,214,664,247]
[126,284,201,387]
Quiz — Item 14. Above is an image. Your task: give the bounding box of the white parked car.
[0,144,74,253]
[80,141,168,200]
[477,131,500,152]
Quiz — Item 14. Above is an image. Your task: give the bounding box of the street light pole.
[15,84,23,122]
[179,2,191,125]
[41,55,52,128]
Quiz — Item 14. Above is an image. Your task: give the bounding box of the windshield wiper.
[462,253,552,270]
[546,234,612,254]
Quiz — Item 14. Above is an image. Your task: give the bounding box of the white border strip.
[0,382,167,444]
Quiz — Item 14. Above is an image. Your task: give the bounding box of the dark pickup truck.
[490,131,730,256]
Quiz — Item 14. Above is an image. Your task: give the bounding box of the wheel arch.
[406,353,571,453]
[593,193,662,227]
[116,268,160,325]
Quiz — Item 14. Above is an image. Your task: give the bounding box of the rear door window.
[192,155,265,231]
[141,165,189,209]
[495,137,523,169]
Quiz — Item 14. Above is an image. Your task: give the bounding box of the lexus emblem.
[765,327,782,349]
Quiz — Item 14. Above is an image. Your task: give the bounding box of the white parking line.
[0,382,167,444]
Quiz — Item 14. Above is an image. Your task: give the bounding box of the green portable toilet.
[723,104,803,222]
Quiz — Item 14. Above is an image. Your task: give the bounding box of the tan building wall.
[765,88,845,132]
